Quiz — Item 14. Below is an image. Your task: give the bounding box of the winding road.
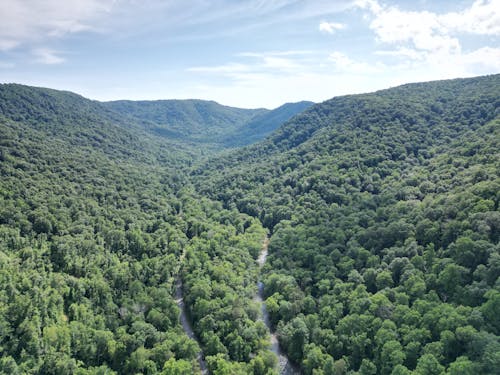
[175,235,301,374]
[256,237,302,375]
[175,250,208,374]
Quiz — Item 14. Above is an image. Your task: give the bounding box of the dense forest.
[0,75,499,374]
[104,99,312,150]
[0,84,276,374]
[194,75,500,374]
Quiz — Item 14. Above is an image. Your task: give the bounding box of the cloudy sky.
[0,0,499,108]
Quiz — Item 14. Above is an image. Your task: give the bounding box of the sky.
[0,0,499,108]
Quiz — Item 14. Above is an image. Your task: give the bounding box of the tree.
[279,316,310,363]
[447,356,475,375]
[359,359,377,375]
[415,354,444,375]
[480,290,500,334]
[303,343,328,375]
[379,340,405,375]
[161,358,194,375]
[376,270,394,290]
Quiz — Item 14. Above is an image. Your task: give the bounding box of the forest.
[0,75,499,374]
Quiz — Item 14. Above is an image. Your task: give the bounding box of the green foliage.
[194,74,500,374]
[161,358,195,374]
[0,84,276,373]
[1,74,499,374]
[104,99,312,149]
[222,101,314,147]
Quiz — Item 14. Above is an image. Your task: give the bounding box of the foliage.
[104,99,312,150]
[1,74,499,374]
[194,75,500,373]
[0,84,275,373]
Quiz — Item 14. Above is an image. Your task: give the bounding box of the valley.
[0,74,499,374]
[256,236,301,375]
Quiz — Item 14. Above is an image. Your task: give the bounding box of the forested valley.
[0,75,498,375]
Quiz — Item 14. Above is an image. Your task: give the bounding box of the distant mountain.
[0,84,313,160]
[0,83,195,165]
[104,99,265,142]
[222,101,314,147]
[103,99,313,149]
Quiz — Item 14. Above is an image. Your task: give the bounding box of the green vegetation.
[104,99,264,146]
[195,75,500,374]
[221,101,314,147]
[104,99,312,150]
[1,74,499,374]
[0,84,275,374]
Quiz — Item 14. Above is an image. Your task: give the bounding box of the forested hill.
[0,74,499,375]
[104,99,313,149]
[194,74,500,373]
[222,101,314,147]
[0,83,196,166]
[103,99,264,144]
[0,84,311,158]
[196,75,499,169]
[0,83,279,374]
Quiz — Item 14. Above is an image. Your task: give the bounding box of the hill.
[1,75,499,374]
[104,99,312,149]
[194,74,500,374]
[0,83,277,374]
[104,99,264,144]
[0,83,198,166]
[222,101,314,147]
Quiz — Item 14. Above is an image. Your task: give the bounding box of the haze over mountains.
[0,75,499,374]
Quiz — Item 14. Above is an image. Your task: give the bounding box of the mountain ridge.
[0,82,315,151]
[0,74,499,374]
[104,98,313,148]
[192,73,500,373]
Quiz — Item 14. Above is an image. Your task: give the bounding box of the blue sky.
[0,0,499,108]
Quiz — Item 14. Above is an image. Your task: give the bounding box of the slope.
[104,98,313,150]
[222,101,314,147]
[0,83,196,166]
[0,84,277,374]
[103,99,266,145]
[193,74,500,374]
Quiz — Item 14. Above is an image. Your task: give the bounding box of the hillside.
[0,75,499,375]
[222,101,314,147]
[104,99,264,144]
[194,74,500,374]
[104,99,312,149]
[0,84,277,374]
[0,83,197,166]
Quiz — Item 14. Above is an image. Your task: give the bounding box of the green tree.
[415,353,445,375]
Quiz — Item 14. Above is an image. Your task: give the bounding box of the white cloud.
[354,0,382,14]
[353,0,500,81]
[0,0,114,51]
[262,56,301,70]
[356,0,500,55]
[33,49,66,65]
[189,51,308,79]
[319,21,345,34]
[461,46,500,70]
[238,50,313,57]
[186,49,394,107]
[441,0,500,36]
[375,47,425,61]
[329,51,384,74]
[186,71,374,108]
